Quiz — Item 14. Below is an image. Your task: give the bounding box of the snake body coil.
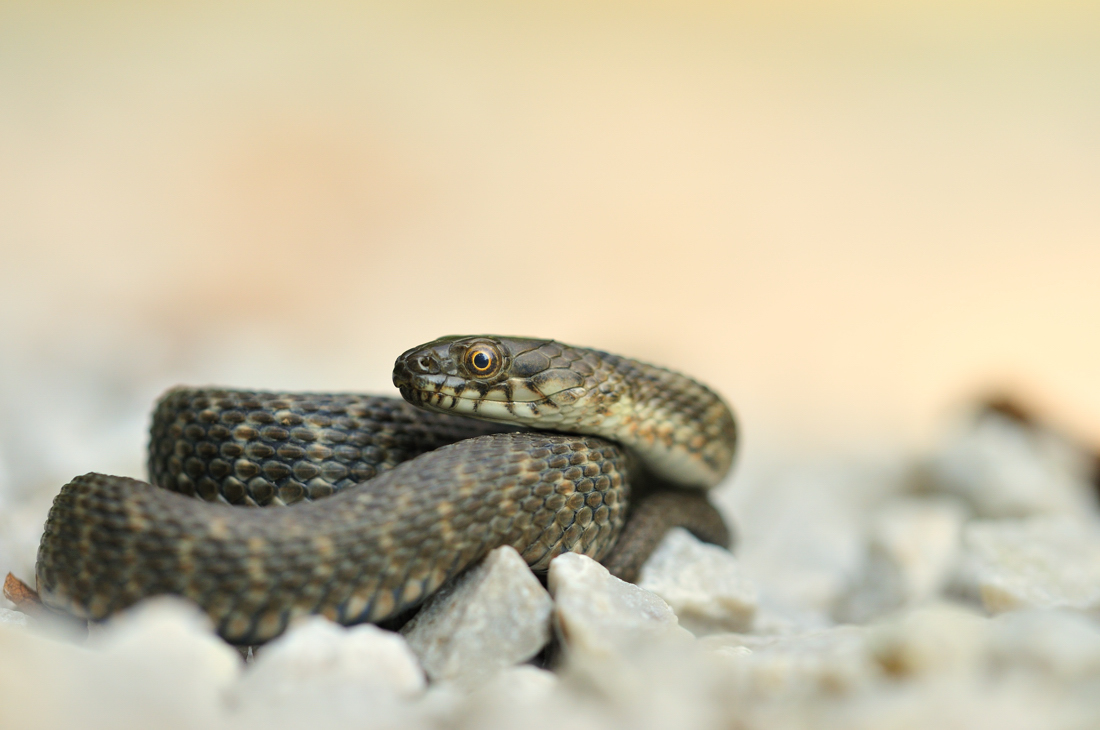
[35,336,737,644]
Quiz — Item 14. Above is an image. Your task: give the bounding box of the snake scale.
[35,336,738,644]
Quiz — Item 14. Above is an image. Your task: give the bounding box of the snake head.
[393,335,600,426]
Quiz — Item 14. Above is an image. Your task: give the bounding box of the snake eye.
[465,345,502,378]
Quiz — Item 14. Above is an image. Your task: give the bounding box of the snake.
[34,336,738,644]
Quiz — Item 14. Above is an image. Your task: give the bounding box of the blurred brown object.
[3,573,42,615]
[978,394,1100,497]
[979,395,1037,427]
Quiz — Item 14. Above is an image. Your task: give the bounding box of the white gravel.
[4,387,1100,728]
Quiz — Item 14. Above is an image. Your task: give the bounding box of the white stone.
[867,603,990,679]
[0,607,27,629]
[481,664,559,699]
[724,461,899,617]
[236,616,425,699]
[448,667,606,730]
[2,602,238,725]
[90,596,242,689]
[990,609,1100,680]
[547,552,688,658]
[562,640,738,730]
[637,527,757,635]
[836,497,965,622]
[401,545,553,684]
[446,665,561,730]
[960,518,1100,613]
[805,678,1093,730]
[0,616,89,729]
[81,597,240,728]
[917,411,1097,519]
[229,617,428,729]
[750,598,834,637]
[704,625,879,697]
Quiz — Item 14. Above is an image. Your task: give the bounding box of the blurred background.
[1,0,1099,513]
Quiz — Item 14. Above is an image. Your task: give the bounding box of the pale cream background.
[2,1,1099,494]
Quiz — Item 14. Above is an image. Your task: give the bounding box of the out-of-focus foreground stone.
[401,545,553,685]
[1,597,241,730]
[706,624,880,697]
[868,603,991,678]
[989,609,1100,679]
[958,517,1100,614]
[238,616,425,697]
[0,606,27,628]
[230,616,425,727]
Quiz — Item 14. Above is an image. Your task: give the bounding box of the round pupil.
[471,351,492,371]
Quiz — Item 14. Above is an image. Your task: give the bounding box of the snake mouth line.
[399,378,580,406]
[406,386,569,411]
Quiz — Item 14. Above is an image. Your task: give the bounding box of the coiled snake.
[35,336,738,644]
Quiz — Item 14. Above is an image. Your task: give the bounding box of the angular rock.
[704,625,879,697]
[726,461,896,617]
[446,666,561,730]
[807,677,1093,730]
[0,607,27,629]
[960,518,1100,613]
[916,411,1097,519]
[481,664,559,699]
[229,616,428,729]
[0,609,89,729]
[2,598,237,730]
[990,609,1100,680]
[91,595,242,679]
[559,638,737,730]
[449,666,608,730]
[868,603,990,679]
[237,616,425,700]
[637,527,757,635]
[401,545,553,685]
[86,597,242,727]
[750,598,834,637]
[548,552,688,658]
[836,497,965,622]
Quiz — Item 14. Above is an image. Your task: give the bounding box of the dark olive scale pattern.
[39,432,628,644]
[149,389,510,506]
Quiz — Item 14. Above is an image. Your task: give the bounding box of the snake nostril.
[414,355,440,375]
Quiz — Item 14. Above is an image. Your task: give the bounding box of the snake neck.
[565,352,737,490]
